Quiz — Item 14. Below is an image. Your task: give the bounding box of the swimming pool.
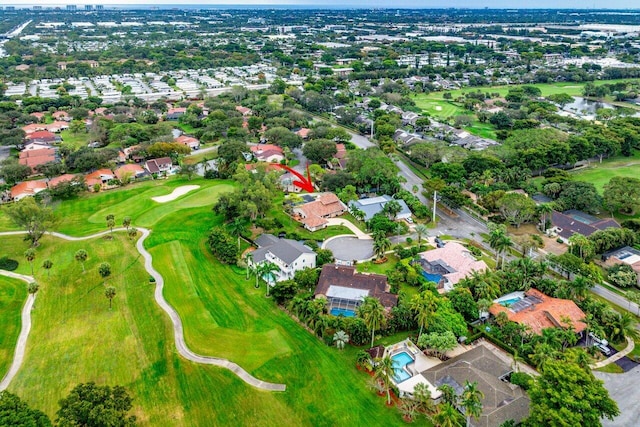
[330,307,356,317]
[500,297,523,306]
[392,351,414,383]
[422,271,443,284]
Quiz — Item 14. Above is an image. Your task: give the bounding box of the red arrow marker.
[275,164,314,193]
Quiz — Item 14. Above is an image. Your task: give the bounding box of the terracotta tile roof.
[235,106,252,115]
[19,148,56,169]
[46,121,70,132]
[26,130,57,141]
[52,111,70,120]
[30,112,45,119]
[167,107,186,115]
[175,135,200,147]
[315,264,397,309]
[47,174,77,187]
[489,289,586,335]
[85,169,115,187]
[419,242,487,288]
[22,123,47,134]
[296,128,311,138]
[11,180,47,199]
[335,143,347,159]
[115,164,145,180]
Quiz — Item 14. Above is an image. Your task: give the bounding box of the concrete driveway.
[595,365,640,426]
[324,236,374,262]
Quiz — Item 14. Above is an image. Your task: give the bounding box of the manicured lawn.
[0,179,406,425]
[0,276,27,377]
[356,254,400,276]
[60,130,90,151]
[569,151,640,193]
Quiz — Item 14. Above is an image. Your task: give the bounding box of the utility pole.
[432,190,437,223]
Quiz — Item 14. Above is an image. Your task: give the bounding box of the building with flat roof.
[349,195,411,221]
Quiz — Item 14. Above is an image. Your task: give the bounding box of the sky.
[3,0,640,9]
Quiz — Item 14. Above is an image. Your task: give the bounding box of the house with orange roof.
[293,193,347,232]
[46,121,70,133]
[166,108,187,121]
[26,130,60,144]
[175,135,200,150]
[23,142,54,151]
[10,181,47,201]
[235,106,252,116]
[47,174,78,188]
[296,128,311,139]
[30,112,46,122]
[328,143,348,170]
[489,289,587,336]
[52,111,71,122]
[22,123,47,135]
[115,164,146,181]
[19,148,57,171]
[85,169,116,191]
[417,242,488,292]
[250,144,284,163]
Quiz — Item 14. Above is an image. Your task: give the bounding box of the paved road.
[0,271,35,391]
[595,365,640,427]
[0,229,286,392]
[593,284,640,314]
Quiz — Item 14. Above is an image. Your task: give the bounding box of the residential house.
[417,242,488,292]
[349,195,412,221]
[293,193,347,231]
[19,148,57,171]
[250,144,284,163]
[85,169,116,190]
[29,112,45,122]
[25,131,60,144]
[401,111,420,125]
[47,174,77,188]
[235,106,253,116]
[550,210,620,243]
[295,128,311,140]
[144,157,173,175]
[421,343,530,427]
[52,111,71,122]
[46,121,70,133]
[314,264,398,314]
[602,246,640,285]
[393,129,424,145]
[10,181,47,201]
[175,135,200,150]
[23,142,53,151]
[489,289,587,335]
[21,123,47,134]
[115,164,146,181]
[250,234,316,283]
[328,143,348,170]
[165,108,186,121]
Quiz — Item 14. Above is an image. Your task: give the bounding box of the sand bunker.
[435,106,443,111]
[152,185,200,203]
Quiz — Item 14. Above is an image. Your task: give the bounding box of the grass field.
[0,178,404,425]
[60,130,90,151]
[569,151,640,193]
[0,276,27,377]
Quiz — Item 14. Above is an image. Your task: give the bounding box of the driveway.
[0,146,10,162]
[595,365,640,426]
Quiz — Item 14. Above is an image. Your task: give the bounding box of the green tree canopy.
[56,383,136,427]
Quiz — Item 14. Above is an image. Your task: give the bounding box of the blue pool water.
[392,351,414,383]
[500,297,522,306]
[330,307,356,317]
[422,271,443,284]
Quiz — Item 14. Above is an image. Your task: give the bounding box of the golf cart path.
[0,271,35,391]
[0,229,286,392]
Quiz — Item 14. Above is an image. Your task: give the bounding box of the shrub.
[0,257,19,271]
[510,372,533,390]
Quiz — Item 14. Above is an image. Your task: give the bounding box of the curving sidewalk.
[0,271,35,391]
[590,337,635,370]
[0,229,286,392]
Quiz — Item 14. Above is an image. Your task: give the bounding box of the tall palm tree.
[106,214,115,239]
[413,382,436,414]
[460,381,484,427]
[437,383,458,405]
[433,403,464,427]
[27,282,39,296]
[414,223,428,244]
[409,291,437,338]
[357,296,387,348]
[75,249,88,272]
[228,218,248,250]
[333,330,349,350]
[611,311,639,343]
[244,252,253,280]
[105,286,116,309]
[373,236,392,260]
[536,203,553,232]
[487,223,512,268]
[24,249,36,276]
[42,259,53,277]
[259,262,279,297]
[373,355,395,405]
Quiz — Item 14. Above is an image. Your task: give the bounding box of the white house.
[250,234,317,283]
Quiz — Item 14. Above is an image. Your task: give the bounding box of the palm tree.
[128,227,138,240]
[27,282,39,295]
[357,296,387,348]
[437,384,457,406]
[98,262,111,283]
[433,403,464,427]
[75,249,88,272]
[460,381,484,427]
[373,236,391,260]
[477,298,492,322]
[373,355,394,405]
[333,330,349,350]
[537,203,553,232]
[122,216,132,230]
[259,262,279,297]
[414,382,436,414]
[24,249,36,276]
[42,259,53,277]
[410,291,437,338]
[228,218,248,250]
[611,311,639,343]
[398,398,420,422]
[105,286,116,309]
[488,224,513,269]
[244,252,253,280]
[414,223,428,244]
[106,214,115,239]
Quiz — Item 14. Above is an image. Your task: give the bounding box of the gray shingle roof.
[254,234,314,264]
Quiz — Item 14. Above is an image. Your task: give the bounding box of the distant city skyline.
[4,0,640,9]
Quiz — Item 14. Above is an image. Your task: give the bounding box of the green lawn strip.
[0,276,27,376]
[60,130,90,151]
[569,151,640,193]
[356,254,400,275]
[595,363,624,374]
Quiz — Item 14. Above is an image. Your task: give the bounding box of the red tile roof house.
[25,130,60,144]
[235,106,253,116]
[328,143,348,170]
[115,164,146,182]
[314,264,398,315]
[85,169,116,191]
[489,289,587,336]
[19,148,57,172]
[47,174,77,188]
[10,180,47,201]
[22,123,48,135]
[296,128,311,139]
[144,157,173,175]
[52,111,71,122]
[29,112,46,122]
[165,108,187,121]
[417,242,488,292]
[293,193,348,232]
[250,144,284,163]
[23,142,54,151]
[175,135,200,150]
[46,121,70,133]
